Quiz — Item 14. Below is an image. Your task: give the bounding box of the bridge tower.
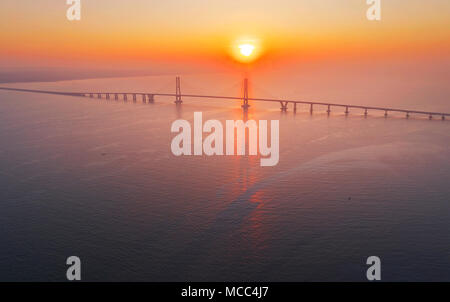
[241,78,250,111]
[175,76,182,104]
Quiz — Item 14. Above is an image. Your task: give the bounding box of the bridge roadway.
[1,86,449,120]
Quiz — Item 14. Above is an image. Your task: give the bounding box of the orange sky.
[1,0,449,71]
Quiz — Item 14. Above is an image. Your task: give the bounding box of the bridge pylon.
[175,76,182,104]
[241,78,250,111]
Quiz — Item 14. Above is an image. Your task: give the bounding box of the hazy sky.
[1,0,449,71]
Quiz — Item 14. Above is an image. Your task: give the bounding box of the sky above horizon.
[1,0,449,72]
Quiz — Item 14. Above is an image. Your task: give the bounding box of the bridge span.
[1,77,449,120]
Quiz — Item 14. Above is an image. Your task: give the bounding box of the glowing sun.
[239,44,255,57]
[231,38,262,63]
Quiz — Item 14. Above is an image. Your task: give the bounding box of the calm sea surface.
[0,72,449,281]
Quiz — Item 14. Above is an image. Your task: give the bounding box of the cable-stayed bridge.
[0,77,449,120]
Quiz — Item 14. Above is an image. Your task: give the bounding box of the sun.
[239,44,255,57]
[231,38,262,63]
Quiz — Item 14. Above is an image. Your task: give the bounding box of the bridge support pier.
[345,106,349,115]
[364,108,368,117]
[147,94,154,103]
[429,114,433,120]
[442,115,446,121]
[241,102,250,110]
[124,94,127,101]
[133,94,137,102]
[310,104,313,114]
[175,76,183,104]
[280,101,288,112]
[97,93,102,99]
[384,110,388,118]
[241,78,250,111]
[406,112,410,119]
[115,94,118,100]
[106,93,110,100]
[294,103,297,113]
[327,105,331,115]
[142,94,146,103]
[89,93,93,98]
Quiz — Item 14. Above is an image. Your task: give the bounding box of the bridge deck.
[1,86,449,117]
